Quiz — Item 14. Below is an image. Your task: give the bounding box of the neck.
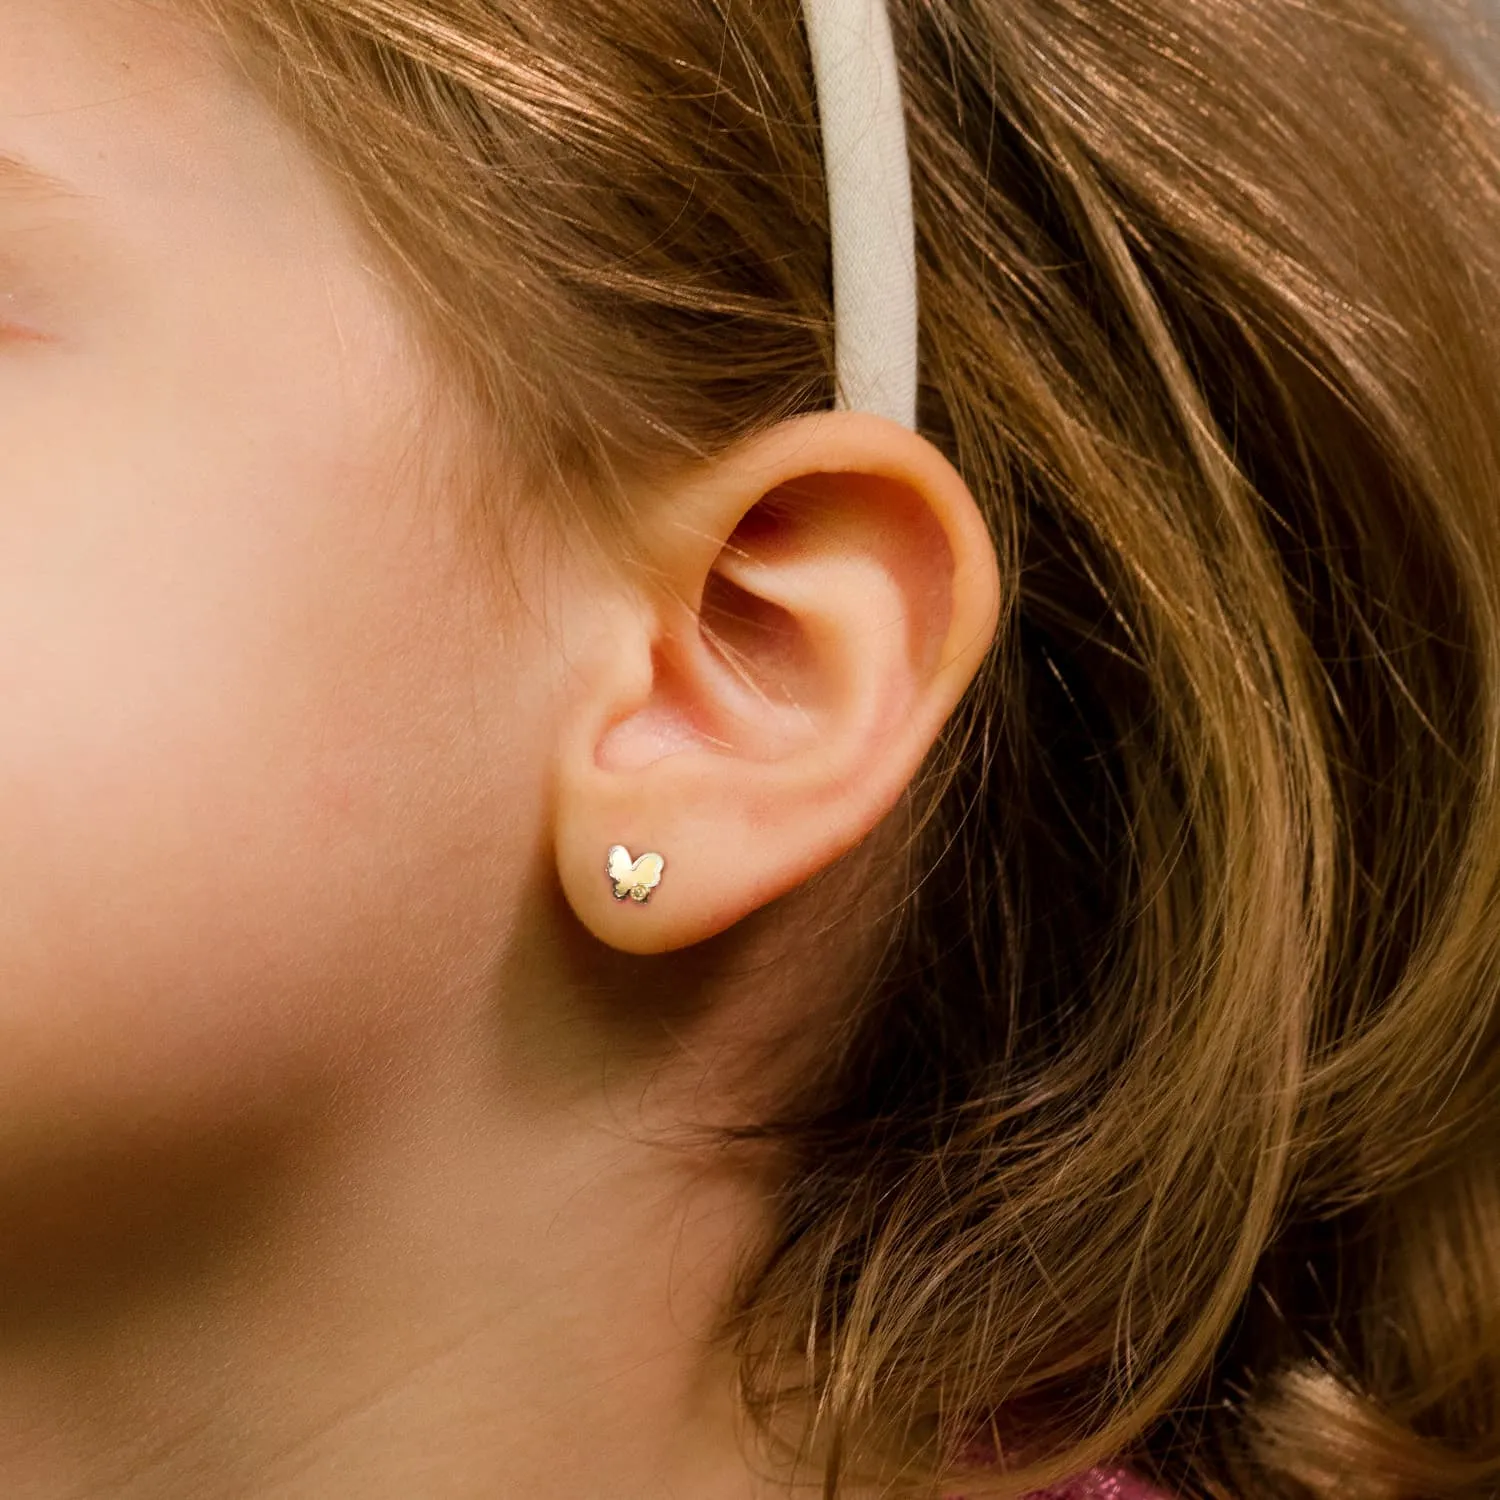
[0,1014,782,1500]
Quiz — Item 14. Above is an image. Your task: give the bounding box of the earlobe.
[552,411,1001,957]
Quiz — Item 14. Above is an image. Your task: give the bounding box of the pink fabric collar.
[947,1466,1172,1500]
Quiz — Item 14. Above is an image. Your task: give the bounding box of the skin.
[0,4,1000,1497]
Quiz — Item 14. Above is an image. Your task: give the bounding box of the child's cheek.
[0,328,535,1234]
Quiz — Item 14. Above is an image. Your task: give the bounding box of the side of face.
[0,1,1003,1265]
[0,1,552,1197]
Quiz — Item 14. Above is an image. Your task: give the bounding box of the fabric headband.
[801,0,919,430]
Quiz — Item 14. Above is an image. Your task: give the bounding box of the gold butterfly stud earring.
[607,845,666,904]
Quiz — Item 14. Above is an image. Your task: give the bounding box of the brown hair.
[187,0,1500,1494]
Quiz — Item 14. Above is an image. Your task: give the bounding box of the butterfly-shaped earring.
[606,845,666,904]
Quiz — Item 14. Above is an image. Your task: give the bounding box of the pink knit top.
[1025,1470,1171,1500]
[948,1465,1171,1500]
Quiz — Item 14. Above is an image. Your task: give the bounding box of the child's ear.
[551,411,1002,956]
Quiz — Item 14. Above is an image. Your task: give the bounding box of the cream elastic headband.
[801,0,919,430]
